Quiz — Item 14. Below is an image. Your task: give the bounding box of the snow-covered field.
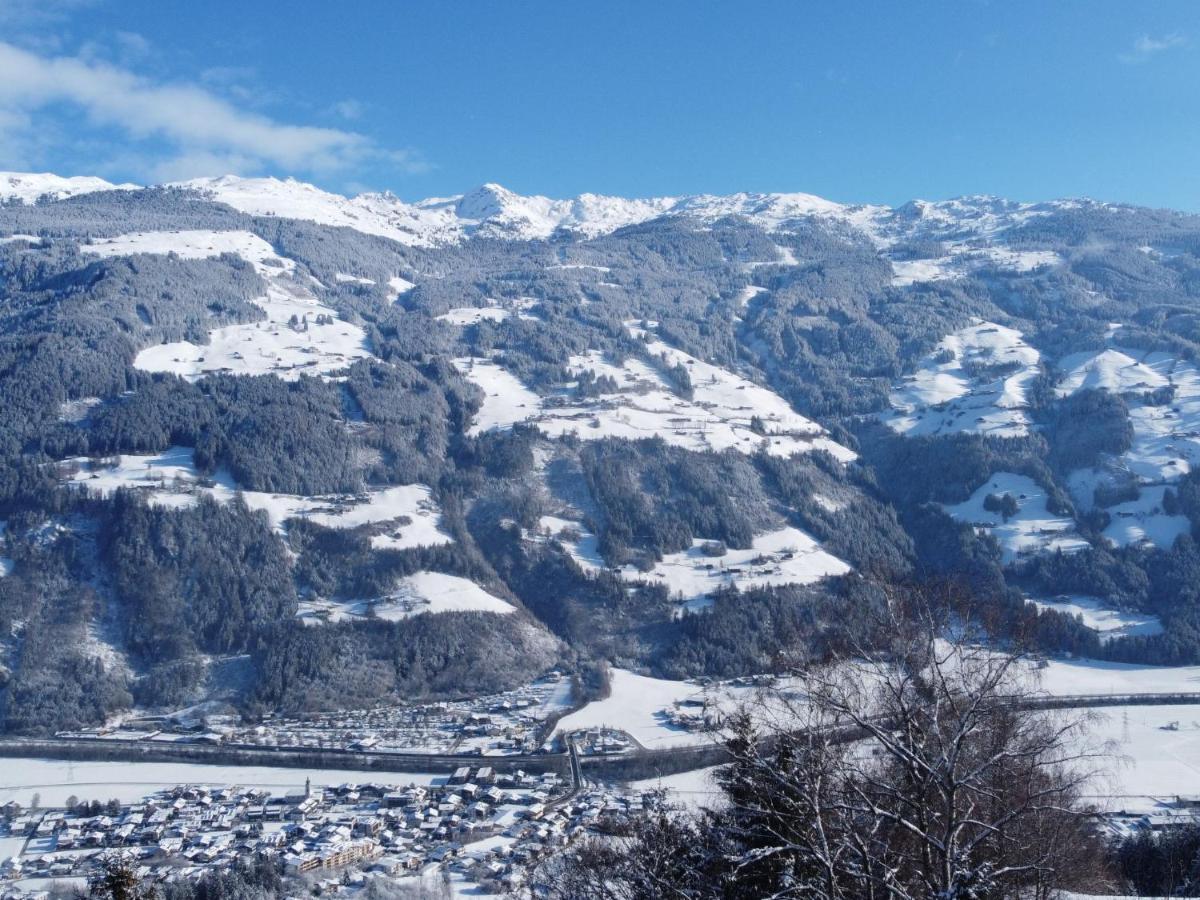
[1028,595,1163,641]
[626,765,725,810]
[456,331,855,461]
[334,272,374,286]
[1069,704,1200,812]
[0,758,440,808]
[136,279,372,381]
[61,448,452,544]
[885,321,1041,438]
[1036,657,1200,697]
[83,230,369,379]
[297,572,514,625]
[553,669,722,750]
[890,257,959,287]
[537,517,848,611]
[437,306,511,326]
[1100,485,1191,550]
[888,248,1059,288]
[84,229,374,382]
[943,473,1088,565]
[83,229,294,276]
[1055,348,1166,397]
[554,669,796,751]
[1056,346,1200,548]
[455,358,544,436]
[388,275,415,299]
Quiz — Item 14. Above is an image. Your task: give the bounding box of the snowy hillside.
[944,473,1088,565]
[885,321,1041,438]
[455,328,855,461]
[82,229,374,381]
[0,171,137,204]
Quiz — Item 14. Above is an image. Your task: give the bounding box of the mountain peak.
[0,171,138,204]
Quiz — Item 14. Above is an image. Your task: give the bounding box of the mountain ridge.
[0,170,1121,249]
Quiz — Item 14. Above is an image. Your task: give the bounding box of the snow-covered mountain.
[37,172,1090,249]
[0,171,139,205]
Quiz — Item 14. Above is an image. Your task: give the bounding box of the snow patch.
[82,229,294,277]
[60,448,452,543]
[298,572,513,625]
[1101,485,1191,550]
[456,333,854,461]
[885,321,1040,438]
[1056,349,1167,397]
[943,473,1088,565]
[1028,595,1163,641]
[334,272,375,285]
[134,280,371,381]
[891,257,960,287]
[436,306,511,326]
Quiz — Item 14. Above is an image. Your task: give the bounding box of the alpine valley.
[2,170,1200,736]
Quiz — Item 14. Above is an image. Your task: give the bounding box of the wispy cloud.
[1118,32,1187,64]
[0,40,425,180]
[329,99,365,122]
[0,0,96,27]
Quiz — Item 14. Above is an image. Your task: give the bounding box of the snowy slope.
[1058,346,1200,548]
[455,328,855,461]
[885,321,1041,438]
[298,572,514,625]
[1055,349,1167,397]
[82,229,373,381]
[944,473,1088,565]
[536,517,849,612]
[0,171,137,204]
[61,447,452,544]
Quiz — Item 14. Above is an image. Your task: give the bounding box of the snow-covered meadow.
[1069,704,1200,813]
[535,517,849,612]
[297,571,514,625]
[943,473,1088,565]
[553,668,784,750]
[456,329,855,461]
[84,229,374,382]
[1028,595,1163,642]
[60,447,451,544]
[885,321,1041,438]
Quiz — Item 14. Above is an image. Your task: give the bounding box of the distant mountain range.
[2,170,1108,246]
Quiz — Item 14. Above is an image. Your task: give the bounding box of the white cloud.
[0,0,96,27]
[1119,32,1187,63]
[0,40,420,179]
[330,99,365,121]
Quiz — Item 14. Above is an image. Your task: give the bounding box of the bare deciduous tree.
[538,594,1115,899]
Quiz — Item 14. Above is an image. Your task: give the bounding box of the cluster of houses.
[1097,796,1200,841]
[0,764,658,897]
[63,673,573,759]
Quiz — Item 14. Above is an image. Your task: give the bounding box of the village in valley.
[0,764,659,898]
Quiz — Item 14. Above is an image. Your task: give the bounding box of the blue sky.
[1,0,1198,208]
